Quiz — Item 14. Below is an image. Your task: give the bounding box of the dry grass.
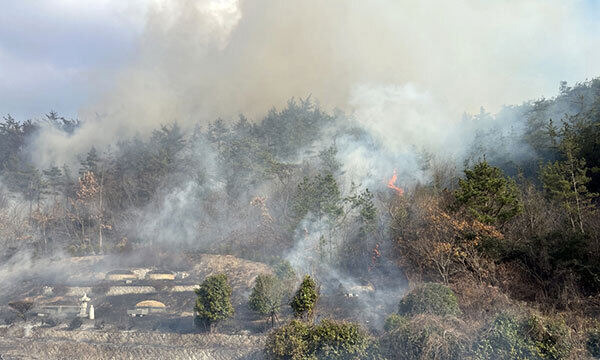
[450,276,515,327]
[187,253,273,296]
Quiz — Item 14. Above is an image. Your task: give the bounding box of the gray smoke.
[7,0,600,332]
[26,0,600,168]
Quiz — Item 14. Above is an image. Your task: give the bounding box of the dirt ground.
[0,325,265,360]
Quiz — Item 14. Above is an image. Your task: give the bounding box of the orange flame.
[387,170,404,196]
[369,243,381,272]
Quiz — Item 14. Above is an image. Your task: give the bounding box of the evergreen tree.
[293,173,343,222]
[207,118,230,151]
[3,161,46,212]
[79,147,100,176]
[318,145,341,174]
[43,165,63,201]
[194,274,234,332]
[455,160,522,225]
[249,274,285,327]
[346,188,377,235]
[149,123,186,177]
[274,261,297,299]
[0,115,37,172]
[541,121,597,233]
[233,114,252,136]
[290,275,319,321]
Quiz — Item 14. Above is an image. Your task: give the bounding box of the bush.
[472,312,540,360]
[264,319,372,360]
[8,300,33,320]
[380,314,466,360]
[194,273,234,332]
[68,317,83,330]
[264,320,312,360]
[526,314,571,360]
[291,275,319,321]
[398,283,461,317]
[380,316,426,359]
[383,314,410,332]
[587,326,600,358]
[309,319,371,360]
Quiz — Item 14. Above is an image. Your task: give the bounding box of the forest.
[2,77,600,359]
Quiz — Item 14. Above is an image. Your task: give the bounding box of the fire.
[387,170,404,196]
[369,243,381,271]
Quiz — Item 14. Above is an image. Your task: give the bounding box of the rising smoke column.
[26,0,600,169]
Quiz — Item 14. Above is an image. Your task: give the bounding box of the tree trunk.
[98,168,105,252]
[569,160,585,234]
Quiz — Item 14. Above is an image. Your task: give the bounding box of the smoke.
[25,0,600,167]
[7,0,600,332]
[334,83,446,190]
[136,182,205,247]
[285,216,331,276]
[285,214,405,327]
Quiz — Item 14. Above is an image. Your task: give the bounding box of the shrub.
[526,314,572,360]
[383,314,410,332]
[309,319,371,360]
[398,283,461,317]
[380,314,466,360]
[194,273,234,332]
[264,320,312,360]
[264,319,372,360]
[291,275,319,321]
[587,326,600,358]
[472,312,572,360]
[68,317,83,330]
[8,300,33,320]
[471,312,539,360]
[380,317,427,359]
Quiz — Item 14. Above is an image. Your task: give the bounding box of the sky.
[1,0,599,122]
[0,0,149,119]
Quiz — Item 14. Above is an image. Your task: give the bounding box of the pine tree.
[290,275,319,321]
[249,274,285,327]
[274,261,297,299]
[79,147,99,176]
[194,274,234,332]
[43,165,63,201]
[318,145,341,174]
[454,160,522,225]
[541,121,597,233]
[293,173,343,221]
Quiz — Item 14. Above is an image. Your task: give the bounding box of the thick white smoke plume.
[27,0,600,168]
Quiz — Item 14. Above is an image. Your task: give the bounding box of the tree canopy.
[455,160,522,225]
[290,275,319,321]
[194,273,234,332]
